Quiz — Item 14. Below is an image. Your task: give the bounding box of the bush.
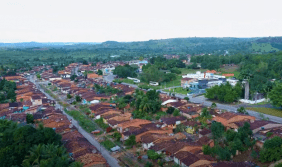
[275,163,282,167]
[113,132,122,141]
[166,107,175,114]
[173,109,180,116]
[67,94,72,99]
[145,162,153,167]
[266,132,273,137]
[95,118,109,130]
[65,110,96,133]
[259,137,282,163]
[100,139,115,150]
[147,150,160,160]
[125,135,136,147]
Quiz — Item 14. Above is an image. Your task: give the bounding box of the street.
[104,73,282,124]
[29,75,120,167]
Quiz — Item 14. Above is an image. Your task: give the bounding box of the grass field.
[146,75,182,89]
[65,110,97,133]
[252,43,280,53]
[219,66,240,78]
[122,78,136,84]
[246,107,282,118]
[163,87,190,95]
[100,139,115,150]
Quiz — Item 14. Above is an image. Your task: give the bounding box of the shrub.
[147,150,160,160]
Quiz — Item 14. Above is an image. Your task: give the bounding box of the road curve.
[105,73,282,124]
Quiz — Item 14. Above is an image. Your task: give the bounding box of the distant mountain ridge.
[1,37,281,55]
[0,42,101,48]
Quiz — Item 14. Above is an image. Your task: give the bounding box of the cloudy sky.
[0,0,281,43]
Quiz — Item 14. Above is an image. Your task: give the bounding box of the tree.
[70,75,77,81]
[113,65,137,78]
[97,69,103,75]
[175,124,186,133]
[269,82,282,108]
[0,120,62,167]
[75,95,82,102]
[145,162,153,167]
[184,97,189,102]
[173,109,180,116]
[166,107,175,114]
[259,136,282,163]
[205,82,241,103]
[26,114,34,124]
[275,163,282,167]
[113,132,122,141]
[197,108,212,123]
[22,144,80,167]
[82,60,88,65]
[211,122,225,141]
[211,102,217,109]
[67,94,72,99]
[237,107,248,115]
[147,150,160,160]
[36,74,41,79]
[203,145,212,155]
[125,135,136,147]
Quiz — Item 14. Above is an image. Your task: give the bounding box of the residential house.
[31,95,42,106]
[116,119,151,133]
[234,120,282,134]
[160,116,187,129]
[198,128,212,138]
[212,112,256,130]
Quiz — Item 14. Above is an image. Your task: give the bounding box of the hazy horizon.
[1,0,281,43]
[0,36,276,44]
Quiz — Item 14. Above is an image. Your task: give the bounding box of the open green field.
[252,43,280,53]
[65,110,97,133]
[121,78,136,84]
[163,87,190,95]
[246,107,282,118]
[145,75,182,89]
[219,66,240,78]
[100,139,115,150]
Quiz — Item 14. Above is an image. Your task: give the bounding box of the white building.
[226,78,239,86]
[182,71,225,80]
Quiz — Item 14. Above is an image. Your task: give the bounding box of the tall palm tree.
[22,144,71,167]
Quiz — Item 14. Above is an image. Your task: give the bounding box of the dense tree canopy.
[0,78,17,103]
[259,136,282,163]
[113,64,138,78]
[269,82,282,108]
[205,82,242,103]
[0,120,80,167]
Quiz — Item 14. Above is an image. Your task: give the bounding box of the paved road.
[104,73,282,124]
[28,75,120,167]
[189,95,282,124]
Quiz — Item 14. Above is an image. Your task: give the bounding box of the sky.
[0,0,281,43]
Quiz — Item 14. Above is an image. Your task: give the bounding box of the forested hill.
[65,37,257,55]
